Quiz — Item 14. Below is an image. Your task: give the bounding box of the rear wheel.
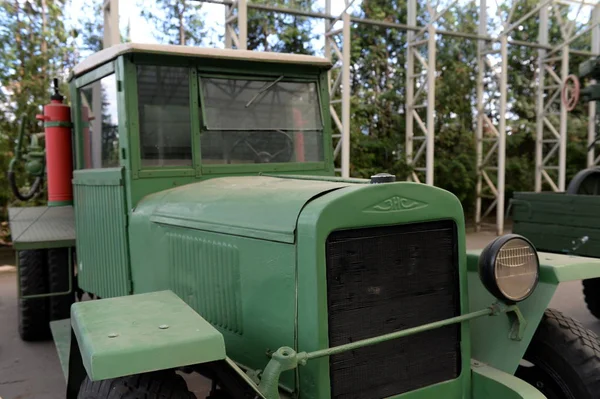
[77,371,194,399]
[582,278,600,319]
[515,308,600,399]
[566,168,600,195]
[18,249,50,341]
[48,247,74,321]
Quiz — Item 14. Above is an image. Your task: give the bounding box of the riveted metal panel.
[167,232,242,335]
[74,168,130,298]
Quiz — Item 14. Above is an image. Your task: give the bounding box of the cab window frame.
[197,70,328,175]
[125,58,200,179]
[73,62,120,170]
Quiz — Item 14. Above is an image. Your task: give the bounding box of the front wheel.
[77,370,194,398]
[515,308,600,399]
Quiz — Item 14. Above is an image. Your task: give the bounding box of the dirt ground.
[1,232,599,399]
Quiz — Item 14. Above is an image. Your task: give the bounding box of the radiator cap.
[370,173,396,184]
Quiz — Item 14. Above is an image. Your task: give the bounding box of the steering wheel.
[228,131,293,164]
[562,74,580,111]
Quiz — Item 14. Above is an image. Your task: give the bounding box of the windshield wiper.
[245,75,284,108]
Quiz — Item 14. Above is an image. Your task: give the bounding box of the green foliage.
[246,0,316,54]
[140,0,205,46]
[0,0,76,226]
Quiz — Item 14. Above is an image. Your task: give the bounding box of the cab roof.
[72,43,333,78]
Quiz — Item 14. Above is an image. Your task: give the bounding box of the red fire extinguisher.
[36,79,73,206]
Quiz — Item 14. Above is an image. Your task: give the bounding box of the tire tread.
[77,371,194,399]
[18,249,50,341]
[532,308,600,397]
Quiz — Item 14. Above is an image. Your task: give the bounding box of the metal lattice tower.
[102,0,119,48]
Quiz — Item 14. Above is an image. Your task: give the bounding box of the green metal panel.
[512,191,600,257]
[512,192,600,228]
[147,176,349,243]
[167,231,243,334]
[471,362,545,399]
[73,168,130,298]
[296,182,470,399]
[8,206,75,250]
[71,290,225,381]
[73,62,115,88]
[50,319,72,381]
[514,221,600,257]
[128,219,298,390]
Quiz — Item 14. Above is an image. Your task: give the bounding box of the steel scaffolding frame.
[535,0,597,194]
[405,0,444,185]
[103,0,600,234]
[102,0,119,48]
[475,0,553,235]
[588,4,600,167]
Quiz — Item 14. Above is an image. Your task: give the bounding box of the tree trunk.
[178,1,185,45]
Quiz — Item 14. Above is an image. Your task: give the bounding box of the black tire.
[77,371,195,399]
[566,168,600,195]
[18,249,51,341]
[582,278,600,319]
[48,247,74,321]
[516,308,600,399]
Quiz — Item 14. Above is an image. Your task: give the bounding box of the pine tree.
[141,0,205,46]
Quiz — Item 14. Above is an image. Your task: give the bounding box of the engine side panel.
[128,215,297,390]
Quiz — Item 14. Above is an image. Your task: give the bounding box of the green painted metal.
[512,192,600,257]
[467,251,558,375]
[145,176,349,243]
[74,62,115,88]
[262,173,370,184]
[471,361,545,399]
[43,121,73,128]
[295,181,471,399]
[71,290,226,381]
[73,168,130,298]
[128,220,299,390]
[8,206,76,250]
[50,318,72,381]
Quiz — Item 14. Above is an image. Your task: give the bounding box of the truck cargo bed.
[512,192,600,257]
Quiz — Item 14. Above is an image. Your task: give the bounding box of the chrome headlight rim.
[478,234,540,303]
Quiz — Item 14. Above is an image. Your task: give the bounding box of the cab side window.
[79,74,119,168]
[137,65,192,167]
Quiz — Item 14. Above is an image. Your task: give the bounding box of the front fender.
[472,361,545,399]
[467,250,600,374]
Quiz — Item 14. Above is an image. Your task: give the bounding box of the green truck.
[8,43,600,399]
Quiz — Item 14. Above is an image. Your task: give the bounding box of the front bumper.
[472,361,545,399]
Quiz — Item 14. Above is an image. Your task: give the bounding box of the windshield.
[199,76,324,165]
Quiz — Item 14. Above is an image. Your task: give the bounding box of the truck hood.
[141,176,350,243]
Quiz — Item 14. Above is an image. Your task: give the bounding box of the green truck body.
[9,43,600,399]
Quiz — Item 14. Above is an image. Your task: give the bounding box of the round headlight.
[478,234,540,303]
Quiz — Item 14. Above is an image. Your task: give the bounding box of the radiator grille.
[325,220,461,399]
